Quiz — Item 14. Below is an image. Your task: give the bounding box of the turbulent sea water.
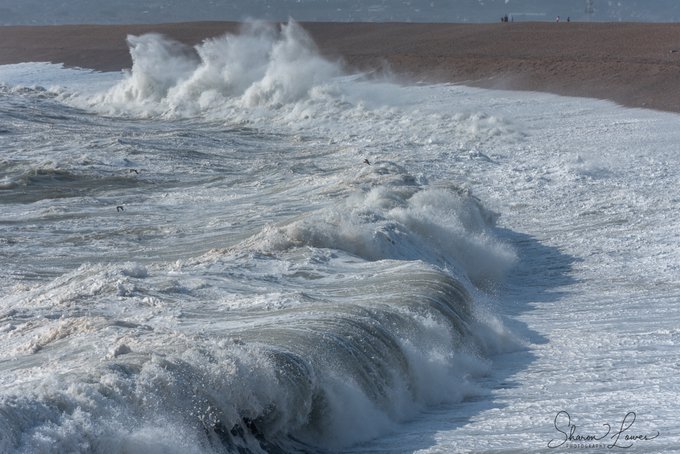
[1,21,679,453]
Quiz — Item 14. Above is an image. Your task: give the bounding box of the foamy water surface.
[1,21,678,453]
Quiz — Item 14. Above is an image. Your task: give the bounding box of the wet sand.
[2,21,680,112]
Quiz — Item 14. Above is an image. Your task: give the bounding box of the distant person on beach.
[556,16,560,22]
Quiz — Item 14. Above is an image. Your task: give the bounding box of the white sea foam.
[3,16,678,453]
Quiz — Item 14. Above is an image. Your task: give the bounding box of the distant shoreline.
[2,21,680,113]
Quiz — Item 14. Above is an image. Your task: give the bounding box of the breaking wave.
[84,20,341,117]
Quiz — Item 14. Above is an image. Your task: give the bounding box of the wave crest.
[245,162,515,288]
[89,21,341,116]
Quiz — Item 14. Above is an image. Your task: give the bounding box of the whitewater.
[0,21,678,453]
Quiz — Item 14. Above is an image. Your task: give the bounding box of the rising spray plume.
[89,20,342,117]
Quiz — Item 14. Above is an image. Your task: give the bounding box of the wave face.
[0,22,519,453]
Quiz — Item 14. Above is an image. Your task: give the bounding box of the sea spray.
[89,20,341,116]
